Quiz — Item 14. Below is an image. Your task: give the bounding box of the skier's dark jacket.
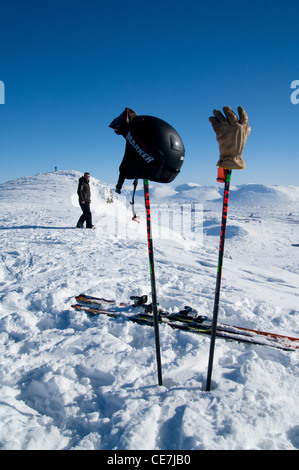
[77,176,91,203]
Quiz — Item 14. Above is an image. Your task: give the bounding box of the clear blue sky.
[1,0,298,187]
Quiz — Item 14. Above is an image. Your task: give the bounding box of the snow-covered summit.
[0,170,113,206]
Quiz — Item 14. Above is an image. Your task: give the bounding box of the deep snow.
[0,170,298,450]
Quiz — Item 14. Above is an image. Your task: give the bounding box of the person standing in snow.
[76,172,94,228]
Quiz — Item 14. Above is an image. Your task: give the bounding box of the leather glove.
[209,106,251,169]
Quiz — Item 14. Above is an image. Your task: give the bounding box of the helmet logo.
[125,131,155,164]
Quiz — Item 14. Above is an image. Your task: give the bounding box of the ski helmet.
[109,108,185,191]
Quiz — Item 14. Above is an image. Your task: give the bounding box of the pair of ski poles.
[143,170,232,390]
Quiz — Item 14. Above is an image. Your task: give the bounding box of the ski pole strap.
[130,179,139,221]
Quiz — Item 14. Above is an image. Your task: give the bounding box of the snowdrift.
[0,170,298,450]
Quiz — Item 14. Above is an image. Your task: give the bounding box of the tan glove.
[209,106,251,169]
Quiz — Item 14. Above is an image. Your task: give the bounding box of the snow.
[0,169,298,450]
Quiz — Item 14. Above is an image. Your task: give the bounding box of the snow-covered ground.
[0,170,298,450]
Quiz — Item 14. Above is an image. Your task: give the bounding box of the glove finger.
[223,106,238,124]
[212,109,227,124]
[237,106,249,125]
[209,116,221,131]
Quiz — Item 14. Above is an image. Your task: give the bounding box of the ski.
[71,295,299,351]
[71,303,297,351]
[75,293,148,309]
[135,314,299,351]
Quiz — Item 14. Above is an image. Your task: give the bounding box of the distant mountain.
[1,171,298,210]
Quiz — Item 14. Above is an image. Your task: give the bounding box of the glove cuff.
[217,155,246,170]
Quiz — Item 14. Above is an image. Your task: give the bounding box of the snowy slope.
[0,170,298,450]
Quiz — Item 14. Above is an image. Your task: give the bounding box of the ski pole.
[206,169,232,391]
[143,178,163,386]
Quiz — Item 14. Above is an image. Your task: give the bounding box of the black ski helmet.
[109,108,185,192]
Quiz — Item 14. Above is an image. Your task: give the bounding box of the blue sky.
[0,0,298,187]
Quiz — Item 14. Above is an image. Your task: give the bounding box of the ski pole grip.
[217,168,228,183]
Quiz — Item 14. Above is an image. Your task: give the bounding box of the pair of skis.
[71,294,299,352]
